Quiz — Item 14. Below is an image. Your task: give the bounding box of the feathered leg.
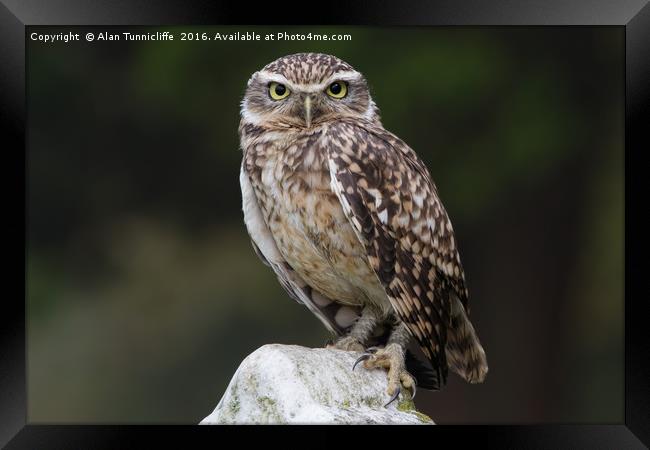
[327,305,381,352]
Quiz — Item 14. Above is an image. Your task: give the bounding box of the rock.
[200,344,434,425]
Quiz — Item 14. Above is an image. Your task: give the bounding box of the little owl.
[239,53,487,406]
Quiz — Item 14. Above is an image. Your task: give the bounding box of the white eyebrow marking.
[256,70,363,93]
[302,72,363,92]
[257,71,294,88]
[323,71,362,83]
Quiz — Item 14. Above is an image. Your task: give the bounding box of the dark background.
[26,26,624,424]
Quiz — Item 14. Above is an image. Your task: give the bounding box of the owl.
[239,53,487,406]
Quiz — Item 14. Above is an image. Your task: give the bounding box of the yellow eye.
[326,81,347,99]
[269,82,290,100]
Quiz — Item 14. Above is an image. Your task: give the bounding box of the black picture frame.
[1,1,648,448]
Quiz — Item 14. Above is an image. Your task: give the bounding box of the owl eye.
[326,81,347,99]
[269,82,290,100]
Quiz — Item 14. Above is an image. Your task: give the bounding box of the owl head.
[241,53,380,129]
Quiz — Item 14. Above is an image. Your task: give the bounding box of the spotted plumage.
[239,53,487,395]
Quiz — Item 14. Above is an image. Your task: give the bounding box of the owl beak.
[303,95,312,128]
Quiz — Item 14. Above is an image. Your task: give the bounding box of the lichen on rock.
[200,344,434,425]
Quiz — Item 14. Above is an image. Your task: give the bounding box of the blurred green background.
[27,26,623,424]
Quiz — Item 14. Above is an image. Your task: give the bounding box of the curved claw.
[410,373,417,399]
[384,385,401,408]
[352,353,373,371]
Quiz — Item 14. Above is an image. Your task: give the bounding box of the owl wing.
[325,120,471,385]
[240,164,362,336]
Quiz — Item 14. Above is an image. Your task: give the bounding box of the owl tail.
[445,296,488,384]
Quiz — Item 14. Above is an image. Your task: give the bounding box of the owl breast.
[245,131,388,311]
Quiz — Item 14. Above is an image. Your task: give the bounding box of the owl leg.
[327,306,381,352]
[353,322,416,406]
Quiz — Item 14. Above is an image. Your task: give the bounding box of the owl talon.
[355,343,417,405]
[384,385,401,408]
[352,353,373,371]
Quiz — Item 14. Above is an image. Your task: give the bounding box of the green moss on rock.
[397,398,433,423]
[229,397,241,415]
[257,396,283,422]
